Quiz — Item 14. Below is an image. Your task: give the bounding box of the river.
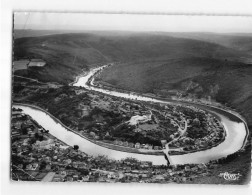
[13,65,248,165]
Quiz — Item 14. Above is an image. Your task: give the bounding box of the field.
[13,60,29,71]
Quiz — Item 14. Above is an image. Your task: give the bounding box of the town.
[11,107,224,183]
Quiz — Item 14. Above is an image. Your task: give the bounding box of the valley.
[11,30,251,183]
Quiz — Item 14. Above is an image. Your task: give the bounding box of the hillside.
[13,32,250,83]
[13,32,252,126]
[99,59,252,127]
[14,29,66,39]
[164,32,252,63]
[14,34,110,83]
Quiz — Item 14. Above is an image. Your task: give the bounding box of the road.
[41,172,56,182]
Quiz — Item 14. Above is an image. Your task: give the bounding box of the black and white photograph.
[2,2,252,193]
[9,11,252,185]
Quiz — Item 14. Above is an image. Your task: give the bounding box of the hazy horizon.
[14,28,252,35]
[14,12,252,33]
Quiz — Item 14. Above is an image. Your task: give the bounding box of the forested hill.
[14,32,250,83]
[13,31,252,126]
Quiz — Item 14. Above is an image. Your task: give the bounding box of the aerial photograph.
[11,12,251,184]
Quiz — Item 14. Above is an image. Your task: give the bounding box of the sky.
[14,12,252,33]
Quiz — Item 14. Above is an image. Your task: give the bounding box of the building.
[12,112,23,119]
[89,132,96,138]
[128,142,134,148]
[11,131,21,137]
[66,176,73,182]
[114,140,119,145]
[161,140,167,147]
[135,143,140,149]
[144,144,149,149]
[154,146,159,150]
[82,175,89,182]
[73,175,79,181]
[45,164,51,171]
[78,103,90,117]
[34,139,55,150]
[123,141,128,147]
[52,175,64,182]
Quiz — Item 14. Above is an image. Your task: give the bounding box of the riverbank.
[72,65,249,164]
[76,66,247,154]
[12,64,249,165]
[13,102,165,156]
[13,103,169,165]
[12,100,226,157]
[88,66,249,151]
[75,66,229,153]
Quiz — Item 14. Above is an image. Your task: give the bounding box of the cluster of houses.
[113,140,162,150]
[11,107,217,183]
[168,109,225,151]
[12,109,39,138]
[70,93,188,151]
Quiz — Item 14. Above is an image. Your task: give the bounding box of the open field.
[13,60,29,71]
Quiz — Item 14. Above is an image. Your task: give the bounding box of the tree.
[73,145,79,150]
[29,137,37,144]
[38,135,44,141]
[21,128,28,135]
[79,169,89,176]
[39,161,47,170]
